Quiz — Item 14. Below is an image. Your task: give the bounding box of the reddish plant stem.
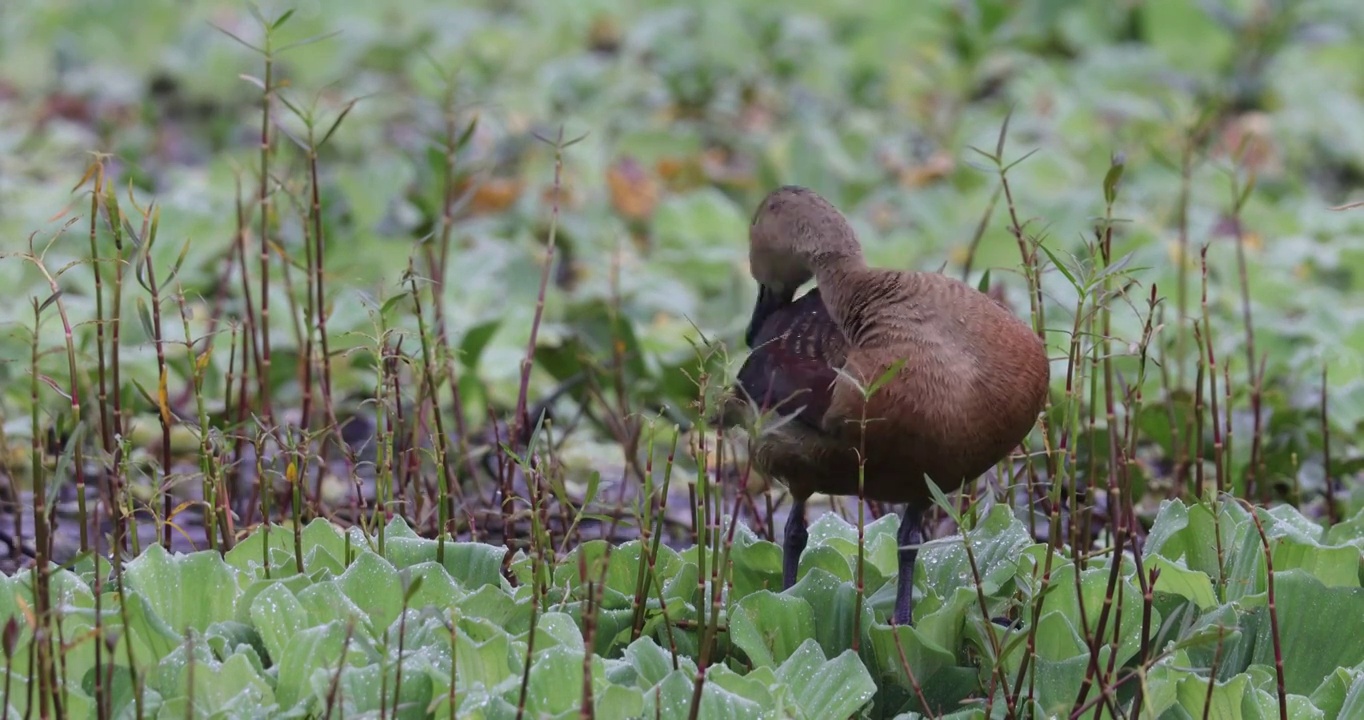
[29,300,56,719]
[1322,365,1336,524]
[512,128,571,451]
[83,159,116,492]
[255,37,277,430]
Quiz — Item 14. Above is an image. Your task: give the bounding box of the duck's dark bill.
[746,284,793,347]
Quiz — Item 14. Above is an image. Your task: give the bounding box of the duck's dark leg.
[893,505,925,625]
[783,498,808,589]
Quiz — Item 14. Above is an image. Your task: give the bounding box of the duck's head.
[745,185,861,346]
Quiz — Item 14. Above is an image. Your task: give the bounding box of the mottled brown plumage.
[721,185,1050,625]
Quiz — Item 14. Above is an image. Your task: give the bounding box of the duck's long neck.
[808,249,867,327]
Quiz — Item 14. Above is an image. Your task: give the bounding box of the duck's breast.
[735,288,848,432]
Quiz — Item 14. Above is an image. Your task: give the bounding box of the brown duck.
[719,185,1049,625]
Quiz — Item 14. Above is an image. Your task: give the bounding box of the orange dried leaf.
[14,596,35,629]
[588,13,621,53]
[164,519,194,545]
[157,366,171,425]
[465,177,523,215]
[655,155,705,191]
[72,158,102,194]
[1215,111,1279,176]
[898,151,955,188]
[606,156,659,220]
[655,156,685,180]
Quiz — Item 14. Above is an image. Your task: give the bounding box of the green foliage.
[1,502,1363,717]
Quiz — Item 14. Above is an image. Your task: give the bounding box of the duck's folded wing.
[733,289,846,432]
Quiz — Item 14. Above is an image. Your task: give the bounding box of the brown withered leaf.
[454,176,523,216]
[606,156,659,221]
[540,179,579,210]
[898,150,955,188]
[1214,111,1279,177]
[588,13,621,54]
[655,155,706,191]
[39,93,93,125]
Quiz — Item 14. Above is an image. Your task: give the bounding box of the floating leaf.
[729,591,815,669]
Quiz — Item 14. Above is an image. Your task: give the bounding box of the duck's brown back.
[731,271,1049,507]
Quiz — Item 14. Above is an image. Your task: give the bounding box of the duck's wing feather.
[734,288,847,432]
